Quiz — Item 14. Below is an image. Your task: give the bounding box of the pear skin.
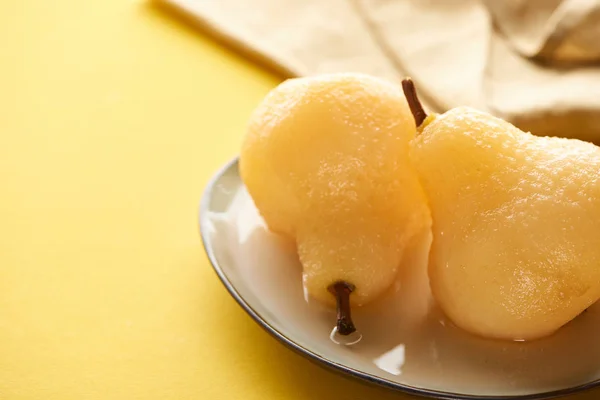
[403,79,600,341]
[240,73,431,334]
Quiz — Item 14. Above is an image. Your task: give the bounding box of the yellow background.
[0,0,596,399]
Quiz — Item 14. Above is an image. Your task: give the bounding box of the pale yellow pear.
[240,73,431,333]
[405,80,600,341]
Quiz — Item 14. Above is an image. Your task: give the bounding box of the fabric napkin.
[160,0,600,142]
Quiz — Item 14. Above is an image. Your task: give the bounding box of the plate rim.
[199,156,600,400]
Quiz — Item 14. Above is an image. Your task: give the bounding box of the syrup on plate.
[205,186,600,396]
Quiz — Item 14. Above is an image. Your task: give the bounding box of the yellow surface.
[0,1,406,399]
[0,1,597,399]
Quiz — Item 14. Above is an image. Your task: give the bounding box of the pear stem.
[328,281,356,336]
[401,78,428,127]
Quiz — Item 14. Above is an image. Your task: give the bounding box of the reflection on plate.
[199,158,600,400]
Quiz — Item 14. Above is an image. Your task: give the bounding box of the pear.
[240,73,431,335]
[402,79,600,341]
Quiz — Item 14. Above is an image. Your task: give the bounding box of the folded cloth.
[160,0,600,142]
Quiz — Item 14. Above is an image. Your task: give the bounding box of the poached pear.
[403,79,600,341]
[240,73,431,335]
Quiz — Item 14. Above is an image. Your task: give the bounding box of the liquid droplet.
[330,326,362,346]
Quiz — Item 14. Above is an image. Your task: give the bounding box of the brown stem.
[328,281,356,335]
[401,78,428,127]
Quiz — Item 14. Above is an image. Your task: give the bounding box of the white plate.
[199,158,600,400]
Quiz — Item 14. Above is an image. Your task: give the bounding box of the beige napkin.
[160,0,600,142]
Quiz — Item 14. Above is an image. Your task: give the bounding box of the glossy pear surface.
[240,73,430,306]
[410,106,600,341]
